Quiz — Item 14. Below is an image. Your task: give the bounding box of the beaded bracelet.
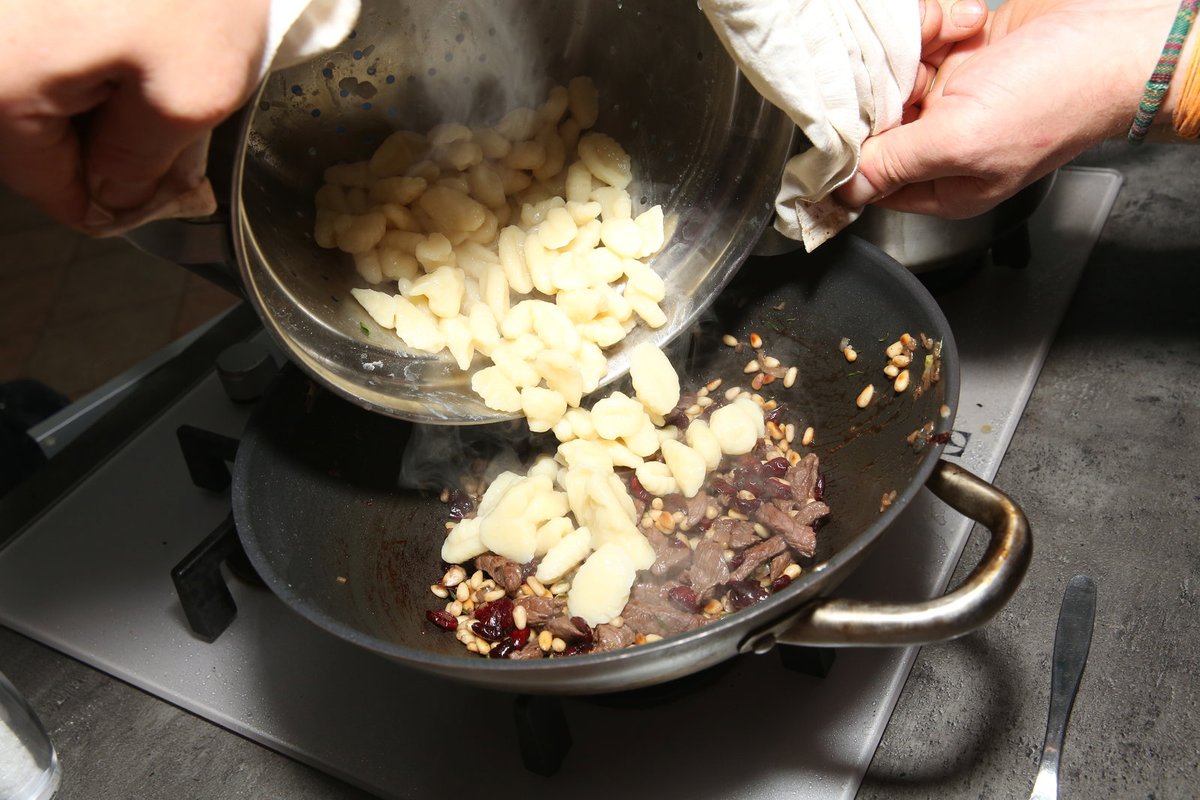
[1128,0,1200,144]
[1172,33,1200,137]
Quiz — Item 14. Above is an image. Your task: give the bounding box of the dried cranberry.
[812,515,828,532]
[728,580,770,609]
[425,610,457,631]
[727,553,745,572]
[695,515,714,532]
[929,431,952,445]
[710,477,736,497]
[562,642,594,657]
[446,489,475,520]
[570,616,594,645]
[668,585,700,612]
[770,575,793,593]
[472,598,515,641]
[510,627,531,649]
[731,495,761,515]
[763,457,790,477]
[813,472,826,501]
[663,408,691,431]
[628,476,653,504]
[764,404,786,424]
[491,626,532,659]
[762,478,793,500]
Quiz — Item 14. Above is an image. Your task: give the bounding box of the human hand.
[912,0,989,108]
[838,0,1193,218]
[0,0,271,231]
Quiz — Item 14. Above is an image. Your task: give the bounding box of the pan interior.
[232,236,959,691]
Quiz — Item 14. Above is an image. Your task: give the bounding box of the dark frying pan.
[232,236,1030,695]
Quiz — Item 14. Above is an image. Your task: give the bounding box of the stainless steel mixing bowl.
[230,0,795,423]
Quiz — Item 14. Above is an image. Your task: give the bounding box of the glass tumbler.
[0,669,60,800]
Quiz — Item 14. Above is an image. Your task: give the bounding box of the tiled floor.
[0,187,238,401]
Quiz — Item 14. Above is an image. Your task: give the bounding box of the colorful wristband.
[1128,0,1200,144]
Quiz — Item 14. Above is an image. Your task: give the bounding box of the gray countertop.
[2,142,1198,799]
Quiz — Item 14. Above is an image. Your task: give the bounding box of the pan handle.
[738,460,1031,653]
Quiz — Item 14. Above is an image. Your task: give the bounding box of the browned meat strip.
[793,500,830,528]
[645,528,691,577]
[663,492,712,529]
[510,640,545,659]
[687,539,730,597]
[730,535,787,582]
[709,517,760,549]
[754,503,816,558]
[475,554,528,593]
[769,551,794,582]
[594,623,636,652]
[545,615,590,643]
[514,595,564,625]
[786,454,819,502]
[620,601,706,638]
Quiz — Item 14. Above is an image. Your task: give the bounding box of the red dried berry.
[728,580,769,609]
[425,610,457,631]
[813,472,826,501]
[668,585,700,612]
[628,476,653,504]
[562,642,594,657]
[770,575,793,593]
[764,457,790,477]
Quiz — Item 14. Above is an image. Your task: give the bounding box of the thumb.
[835,117,958,207]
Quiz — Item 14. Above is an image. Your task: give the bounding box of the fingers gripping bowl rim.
[231,0,797,424]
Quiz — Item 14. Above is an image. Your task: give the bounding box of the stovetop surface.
[0,168,1121,799]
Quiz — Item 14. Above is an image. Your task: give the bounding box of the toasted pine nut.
[706,378,723,392]
[749,332,763,348]
[786,450,802,465]
[446,600,463,617]
[767,421,784,440]
[802,426,815,446]
[885,341,904,358]
[442,565,467,587]
[940,404,952,418]
[843,346,858,363]
[455,583,470,602]
[750,373,765,391]
[526,576,548,597]
[610,615,625,628]
[783,563,803,580]
[883,364,900,378]
[643,633,664,643]
[785,423,796,443]
[784,366,798,388]
[538,630,554,651]
[894,369,911,393]
[722,334,738,347]
[743,359,761,374]
[482,588,506,602]
[430,584,449,598]
[513,605,528,630]
[763,356,780,369]
[703,599,724,615]
[476,640,492,655]
[724,386,742,401]
[551,637,567,653]
[891,354,911,368]
[469,570,485,589]
[856,384,876,408]
[550,581,571,595]
[900,332,915,348]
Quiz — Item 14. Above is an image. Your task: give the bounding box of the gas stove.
[0,168,1120,799]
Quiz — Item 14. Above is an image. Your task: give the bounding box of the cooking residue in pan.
[423,335,830,659]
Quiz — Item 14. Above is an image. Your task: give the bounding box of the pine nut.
[724,386,742,401]
[482,588,506,602]
[552,637,567,653]
[538,630,554,651]
[843,346,858,363]
[802,426,815,446]
[784,366,798,388]
[750,373,765,390]
[785,423,796,443]
[513,605,528,630]
[856,384,876,408]
[894,369,911,393]
[643,633,664,643]
[743,359,761,374]
[883,364,900,378]
[455,583,470,602]
[447,600,463,617]
[705,378,723,392]
[885,341,904,358]
[722,334,738,347]
[703,599,724,615]
[469,570,485,589]
[763,356,780,369]
[891,354,911,368]
[749,332,763,348]
[431,584,449,598]
[783,563,803,579]
[476,640,492,655]
[610,615,625,628]
[442,565,467,587]
[551,581,571,595]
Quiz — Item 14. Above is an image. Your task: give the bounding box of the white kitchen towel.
[86,0,360,236]
[699,0,920,250]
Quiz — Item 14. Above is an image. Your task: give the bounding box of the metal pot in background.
[847,172,1057,273]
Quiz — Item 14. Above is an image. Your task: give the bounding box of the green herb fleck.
[847,370,864,377]
[359,322,371,336]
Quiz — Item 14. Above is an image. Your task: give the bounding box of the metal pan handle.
[738,460,1031,653]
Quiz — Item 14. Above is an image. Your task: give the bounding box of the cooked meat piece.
[664,491,712,529]
[730,535,787,582]
[651,545,692,578]
[630,579,673,607]
[786,453,820,502]
[514,595,564,625]
[709,517,760,549]
[754,503,816,558]
[545,615,590,643]
[687,539,730,597]
[510,640,545,659]
[475,554,528,593]
[620,600,706,638]
[594,623,637,652]
[793,500,830,528]
[769,551,794,582]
